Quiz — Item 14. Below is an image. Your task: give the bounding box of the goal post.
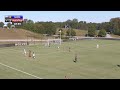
[44,39,63,46]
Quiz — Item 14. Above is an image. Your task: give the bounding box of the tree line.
[0,17,120,37]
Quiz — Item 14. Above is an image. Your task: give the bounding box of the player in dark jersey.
[69,47,71,52]
[29,50,31,57]
[73,53,77,63]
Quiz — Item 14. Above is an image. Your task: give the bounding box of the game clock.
[13,23,22,25]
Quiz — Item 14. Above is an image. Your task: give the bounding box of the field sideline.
[0,39,120,79]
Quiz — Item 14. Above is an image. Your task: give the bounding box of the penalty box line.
[0,62,43,79]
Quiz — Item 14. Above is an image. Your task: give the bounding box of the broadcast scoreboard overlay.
[5,15,23,25]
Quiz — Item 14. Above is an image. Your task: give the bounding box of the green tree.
[72,18,79,29]
[110,17,120,34]
[34,24,45,34]
[98,29,107,37]
[71,29,76,36]
[42,22,56,35]
[0,22,4,27]
[88,24,96,37]
[66,29,70,36]
[66,29,76,37]
[21,19,34,31]
[78,21,88,30]
[58,28,64,35]
[113,28,120,35]
[72,18,78,23]
[27,19,34,24]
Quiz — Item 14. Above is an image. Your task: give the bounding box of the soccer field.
[0,39,120,79]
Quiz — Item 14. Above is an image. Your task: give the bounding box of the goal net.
[44,39,62,46]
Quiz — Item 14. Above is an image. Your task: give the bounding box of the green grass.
[0,39,120,79]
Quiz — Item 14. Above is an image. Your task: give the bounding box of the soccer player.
[48,43,50,47]
[23,48,26,56]
[29,50,31,57]
[73,53,77,63]
[65,75,69,79]
[32,52,35,59]
[57,46,60,50]
[69,47,71,52]
[96,44,99,48]
[65,73,72,79]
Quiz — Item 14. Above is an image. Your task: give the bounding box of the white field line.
[0,62,43,79]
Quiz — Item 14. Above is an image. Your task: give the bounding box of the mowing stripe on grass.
[0,62,43,79]
[0,47,69,56]
[0,42,118,56]
[1,42,120,57]
[66,42,120,52]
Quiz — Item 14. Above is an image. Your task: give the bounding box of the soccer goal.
[44,39,62,46]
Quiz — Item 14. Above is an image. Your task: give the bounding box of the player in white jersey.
[96,44,99,48]
[32,52,35,59]
[23,49,26,56]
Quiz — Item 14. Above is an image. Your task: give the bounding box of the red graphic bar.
[11,19,23,22]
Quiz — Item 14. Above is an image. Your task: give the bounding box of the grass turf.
[0,39,120,79]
